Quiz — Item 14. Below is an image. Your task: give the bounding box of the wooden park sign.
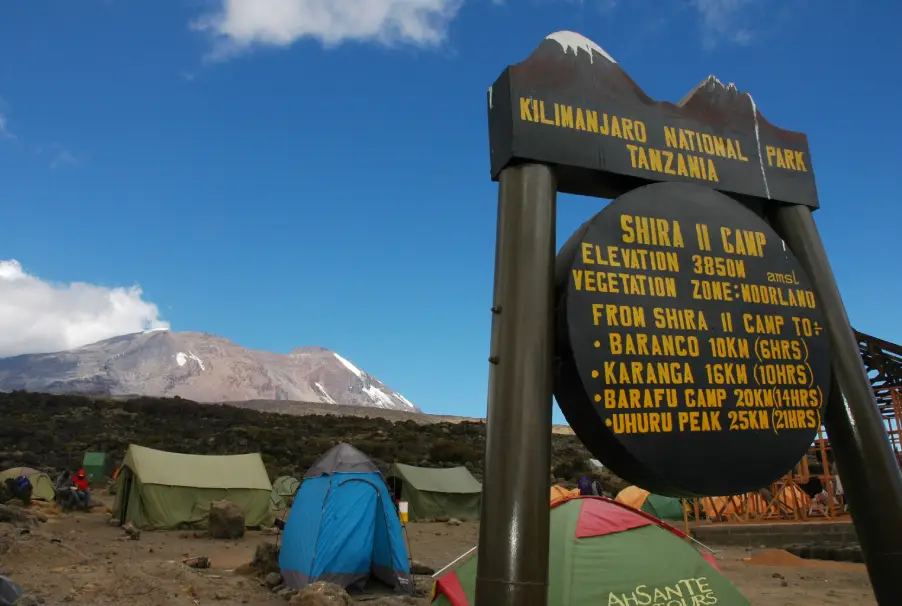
[487,31,818,208]
[476,30,902,606]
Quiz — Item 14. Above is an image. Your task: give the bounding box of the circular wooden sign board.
[555,182,831,496]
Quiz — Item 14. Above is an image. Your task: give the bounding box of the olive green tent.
[270,475,300,510]
[0,467,55,501]
[112,444,273,530]
[386,463,482,521]
[82,452,111,482]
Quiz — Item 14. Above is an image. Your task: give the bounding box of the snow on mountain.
[545,30,617,64]
[0,331,420,412]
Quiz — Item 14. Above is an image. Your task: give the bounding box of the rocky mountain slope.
[0,330,419,412]
[0,392,601,487]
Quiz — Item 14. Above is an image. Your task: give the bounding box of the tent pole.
[686,534,717,555]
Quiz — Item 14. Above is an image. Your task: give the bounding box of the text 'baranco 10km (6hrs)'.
[553,182,831,497]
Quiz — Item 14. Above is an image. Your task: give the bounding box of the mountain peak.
[0,331,420,412]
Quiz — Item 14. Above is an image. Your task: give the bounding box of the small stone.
[446,519,462,527]
[265,572,284,587]
[288,581,350,604]
[182,556,211,569]
[410,560,435,575]
[122,523,141,540]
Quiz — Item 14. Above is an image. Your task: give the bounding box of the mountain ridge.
[0,330,420,412]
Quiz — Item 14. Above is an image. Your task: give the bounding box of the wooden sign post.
[476,30,902,606]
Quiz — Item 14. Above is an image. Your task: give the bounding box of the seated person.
[72,469,91,508]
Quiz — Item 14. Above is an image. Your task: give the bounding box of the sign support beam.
[770,204,902,604]
[475,163,556,606]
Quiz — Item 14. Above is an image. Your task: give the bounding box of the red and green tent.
[432,496,750,606]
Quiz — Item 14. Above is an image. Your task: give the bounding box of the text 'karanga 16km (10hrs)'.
[553,182,832,497]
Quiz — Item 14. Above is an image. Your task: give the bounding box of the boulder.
[208,500,245,539]
[288,581,350,604]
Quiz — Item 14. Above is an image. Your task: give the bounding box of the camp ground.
[112,444,273,530]
[386,463,482,522]
[2,439,879,604]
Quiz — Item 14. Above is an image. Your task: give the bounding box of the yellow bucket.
[399,501,409,525]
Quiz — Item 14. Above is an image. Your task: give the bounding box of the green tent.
[112,444,273,530]
[270,475,300,510]
[432,497,750,606]
[82,452,110,482]
[0,467,55,501]
[615,486,689,522]
[386,463,481,522]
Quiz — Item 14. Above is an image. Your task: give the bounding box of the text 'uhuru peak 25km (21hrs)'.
[553,182,831,497]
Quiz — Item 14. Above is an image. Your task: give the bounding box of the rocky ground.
[0,496,876,606]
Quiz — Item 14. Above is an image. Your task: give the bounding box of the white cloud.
[0,105,15,141]
[690,0,756,48]
[49,147,79,170]
[0,260,169,358]
[191,0,464,60]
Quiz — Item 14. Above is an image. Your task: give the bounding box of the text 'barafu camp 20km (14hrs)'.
[554,183,831,497]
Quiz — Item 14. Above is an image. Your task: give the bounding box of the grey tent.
[386,463,482,521]
[305,443,381,477]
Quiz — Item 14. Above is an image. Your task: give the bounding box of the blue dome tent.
[279,443,413,594]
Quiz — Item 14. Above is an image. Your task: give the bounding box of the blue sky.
[1,0,899,422]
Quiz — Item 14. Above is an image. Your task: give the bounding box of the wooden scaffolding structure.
[688,330,902,525]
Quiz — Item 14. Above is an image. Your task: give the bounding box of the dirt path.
[0,508,876,605]
[1,506,283,605]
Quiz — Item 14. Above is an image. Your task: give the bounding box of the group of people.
[2,468,92,511]
[57,469,92,510]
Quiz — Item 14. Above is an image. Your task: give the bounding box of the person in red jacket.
[72,469,91,508]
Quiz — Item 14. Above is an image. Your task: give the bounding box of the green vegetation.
[0,391,610,487]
